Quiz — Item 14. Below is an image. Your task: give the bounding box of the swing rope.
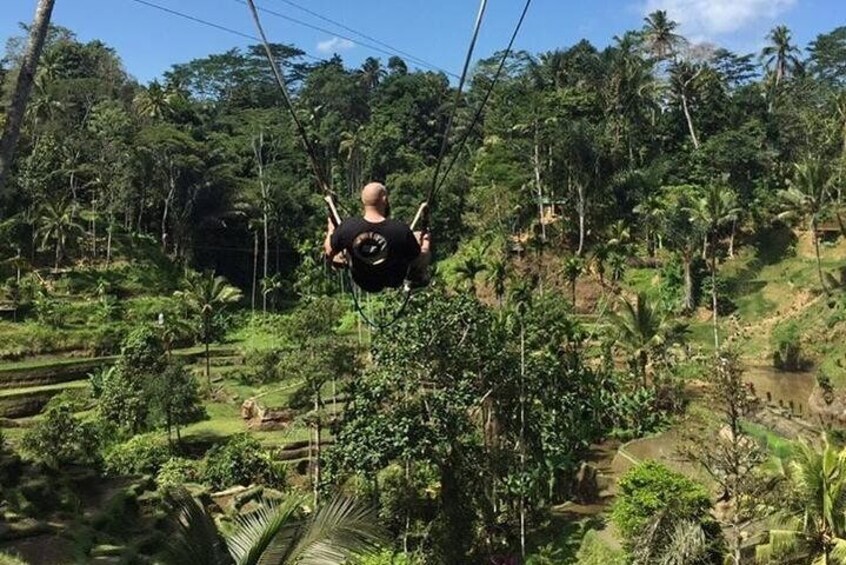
[245,0,532,328]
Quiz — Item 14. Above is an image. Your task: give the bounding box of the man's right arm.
[324,218,336,257]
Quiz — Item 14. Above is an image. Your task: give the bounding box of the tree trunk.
[681,91,700,150]
[106,218,113,266]
[519,322,526,560]
[533,122,546,243]
[0,0,56,197]
[728,218,736,258]
[162,181,174,253]
[711,234,720,350]
[313,392,321,507]
[577,183,586,256]
[204,317,211,388]
[683,255,694,312]
[252,229,258,312]
[813,217,826,292]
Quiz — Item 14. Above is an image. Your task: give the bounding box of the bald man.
[324,182,431,292]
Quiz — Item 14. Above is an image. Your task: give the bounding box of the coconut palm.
[761,25,803,91]
[642,10,685,61]
[163,489,386,565]
[690,184,740,350]
[610,292,670,387]
[358,57,385,90]
[756,436,846,564]
[174,271,243,387]
[669,61,706,150]
[779,158,831,292]
[36,199,83,270]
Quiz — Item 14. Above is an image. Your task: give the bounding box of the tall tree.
[691,183,740,349]
[0,0,57,197]
[779,158,831,292]
[761,25,803,94]
[642,10,685,61]
[174,271,242,386]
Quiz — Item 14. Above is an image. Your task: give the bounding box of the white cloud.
[642,0,796,38]
[316,37,355,54]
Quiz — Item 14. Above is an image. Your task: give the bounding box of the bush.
[21,403,100,469]
[611,461,711,544]
[235,348,282,385]
[771,320,808,371]
[203,434,281,490]
[574,530,626,565]
[156,457,200,489]
[0,552,29,565]
[104,433,171,476]
[604,387,667,440]
[92,324,128,356]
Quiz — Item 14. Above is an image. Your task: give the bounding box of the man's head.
[361,182,389,216]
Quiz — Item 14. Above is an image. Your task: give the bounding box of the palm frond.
[756,515,807,564]
[226,496,303,565]
[286,496,388,565]
[162,487,233,565]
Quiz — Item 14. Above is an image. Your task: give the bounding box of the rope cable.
[433,0,533,198]
[427,0,489,207]
[245,0,334,196]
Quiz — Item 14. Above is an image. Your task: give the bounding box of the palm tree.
[779,159,831,292]
[36,199,83,270]
[507,277,534,559]
[610,292,669,387]
[174,271,243,387]
[454,247,488,297]
[642,10,685,61]
[486,257,508,306]
[756,436,846,564]
[761,25,803,91]
[669,61,705,150]
[0,0,56,195]
[358,57,385,90]
[690,184,740,350]
[164,489,386,565]
[562,256,584,307]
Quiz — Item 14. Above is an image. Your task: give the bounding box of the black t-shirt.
[330,217,421,292]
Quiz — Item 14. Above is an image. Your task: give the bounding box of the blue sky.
[3,0,844,83]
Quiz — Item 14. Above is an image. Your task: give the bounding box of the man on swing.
[324,182,431,293]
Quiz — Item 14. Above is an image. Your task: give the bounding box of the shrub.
[604,387,667,440]
[104,433,171,476]
[21,403,100,469]
[92,324,128,356]
[203,434,280,490]
[0,551,29,565]
[98,327,167,434]
[156,457,201,489]
[771,320,807,371]
[611,461,711,545]
[573,530,626,565]
[235,348,282,385]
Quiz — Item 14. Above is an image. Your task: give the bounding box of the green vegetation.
[0,3,845,564]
